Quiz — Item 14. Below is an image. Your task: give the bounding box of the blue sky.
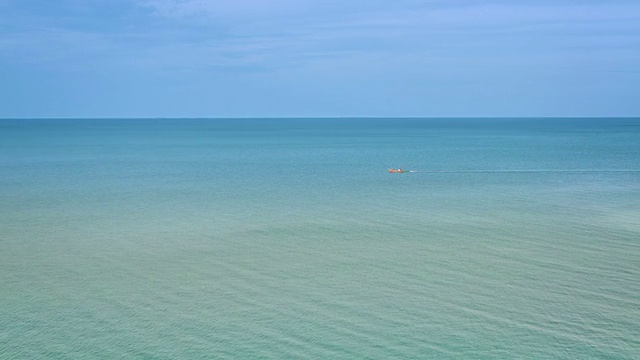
[1,0,639,117]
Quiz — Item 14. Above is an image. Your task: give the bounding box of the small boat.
[388,168,405,173]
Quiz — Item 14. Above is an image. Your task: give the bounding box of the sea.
[1,118,639,359]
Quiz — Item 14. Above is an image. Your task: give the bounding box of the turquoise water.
[1,118,639,359]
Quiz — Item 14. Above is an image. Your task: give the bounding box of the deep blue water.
[1,118,639,358]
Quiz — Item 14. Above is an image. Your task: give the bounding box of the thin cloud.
[140,0,308,19]
[1,0,639,116]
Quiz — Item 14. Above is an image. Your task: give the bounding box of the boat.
[388,168,405,173]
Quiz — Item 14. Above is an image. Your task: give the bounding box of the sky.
[1,0,639,118]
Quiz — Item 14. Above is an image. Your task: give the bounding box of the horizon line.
[1,116,639,120]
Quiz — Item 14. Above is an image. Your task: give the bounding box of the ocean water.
[1,118,639,359]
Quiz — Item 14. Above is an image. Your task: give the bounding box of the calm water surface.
[1,118,639,358]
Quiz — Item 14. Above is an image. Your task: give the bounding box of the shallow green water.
[1,118,639,358]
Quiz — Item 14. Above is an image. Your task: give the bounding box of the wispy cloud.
[3,0,638,72]
[140,0,317,21]
[1,0,639,116]
[136,1,640,58]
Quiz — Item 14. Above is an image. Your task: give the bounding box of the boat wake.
[407,169,640,174]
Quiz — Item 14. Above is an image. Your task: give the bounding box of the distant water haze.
[1,118,639,358]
